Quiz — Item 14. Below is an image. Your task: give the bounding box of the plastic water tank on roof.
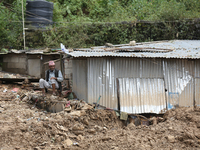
[26,0,54,28]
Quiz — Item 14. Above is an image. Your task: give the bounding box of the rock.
[168,126,173,130]
[94,125,103,131]
[63,139,73,147]
[73,131,85,136]
[16,117,24,123]
[103,127,107,130]
[24,132,30,138]
[77,135,84,141]
[87,129,96,134]
[167,135,175,143]
[72,123,85,131]
[127,123,135,130]
[153,117,157,125]
[0,107,4,112]
[55,115,62,120]
[56,123,68,132]
[34,147,41,150]
[82,118,89,125]
[195,132,200,139]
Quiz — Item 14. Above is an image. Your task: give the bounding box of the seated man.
[39,61,63,96]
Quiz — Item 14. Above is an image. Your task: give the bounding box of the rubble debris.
[0,71,37,79]
[1,83,200,149]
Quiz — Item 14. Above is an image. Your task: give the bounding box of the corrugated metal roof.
[67,40,200,59]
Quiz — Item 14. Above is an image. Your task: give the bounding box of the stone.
[167,135,175,143]
[73,131,85,136]
[56,123,68,132]
[55,115,62,120]
[0,107,4,112]
[168,126,173,130]
[127,123,135,130]
[87,129,96,134]
[82,118,89,125]
[63,139,73,147]
[94,125,103,131]
[34,147,41,150]
[16,117,24,123]
[153,117,157,125]
[77,135,84,141]
[72,123,85,131]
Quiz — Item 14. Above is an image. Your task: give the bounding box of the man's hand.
[50,77,57,80]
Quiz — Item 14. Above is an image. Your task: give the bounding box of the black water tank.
[26,0,54,28]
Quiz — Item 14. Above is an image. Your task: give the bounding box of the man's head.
[49,61,55,71]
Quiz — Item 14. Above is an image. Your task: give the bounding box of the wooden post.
[22,0,26,50]
[60,53,63,75]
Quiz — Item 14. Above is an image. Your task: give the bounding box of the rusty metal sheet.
[118,78,166,114]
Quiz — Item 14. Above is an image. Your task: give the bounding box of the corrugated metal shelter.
[66,40,200,114]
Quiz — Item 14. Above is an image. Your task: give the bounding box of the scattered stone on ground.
[0,83,200,149]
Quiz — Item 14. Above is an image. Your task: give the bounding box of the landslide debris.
[0,84,200,149]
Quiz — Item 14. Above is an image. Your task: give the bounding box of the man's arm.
[57,70,63,82]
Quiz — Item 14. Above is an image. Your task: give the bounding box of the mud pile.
[0,84,200,149]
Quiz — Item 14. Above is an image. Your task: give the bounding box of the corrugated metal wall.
[195,60,200,106]
[87,58,117,109]
[72,59,87,101]
[87,58,164,111]
[118,78,166,114]
[72,57,198,113]
[163,59,194,109]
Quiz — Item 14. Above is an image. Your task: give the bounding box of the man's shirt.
[45,69,63,85]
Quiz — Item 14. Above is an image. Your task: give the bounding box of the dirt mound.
[164,107,200,129]
[1,84,200,149]
[0,85,122,149]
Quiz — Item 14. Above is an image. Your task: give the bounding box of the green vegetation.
[0,0,200,49]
